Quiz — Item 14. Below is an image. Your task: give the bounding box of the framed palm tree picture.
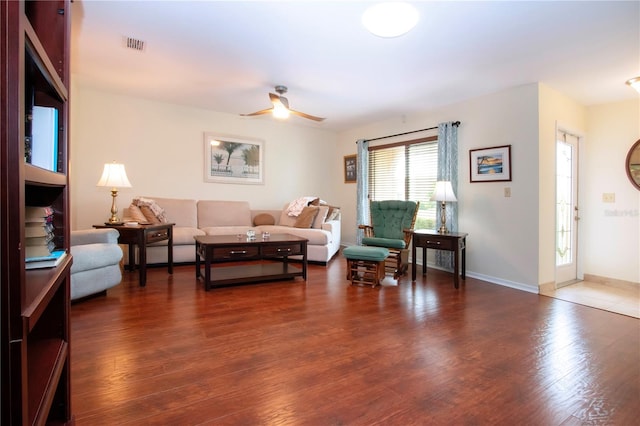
[203,132,264,184]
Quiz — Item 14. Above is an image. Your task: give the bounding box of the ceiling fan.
[240,85,326,122]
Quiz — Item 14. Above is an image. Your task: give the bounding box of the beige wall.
[583,99,640,283]
[337,84,541,292]
[70,82,339,230]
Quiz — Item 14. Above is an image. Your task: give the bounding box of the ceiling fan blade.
[289,109,326,122]
[269,92,289,109]
[239,108,273,117]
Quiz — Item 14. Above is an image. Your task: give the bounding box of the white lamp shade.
[431,181,457,202]
[96,162,132,188]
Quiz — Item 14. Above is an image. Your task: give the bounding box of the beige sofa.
[124,197,341,265]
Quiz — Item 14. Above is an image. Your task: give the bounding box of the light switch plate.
[602,193,615,203]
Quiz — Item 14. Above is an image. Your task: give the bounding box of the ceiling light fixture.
[362,2,419,38]
[626,76,640,93]
[272,102,290,119]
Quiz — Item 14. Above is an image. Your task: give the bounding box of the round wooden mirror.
[626,139,640,190]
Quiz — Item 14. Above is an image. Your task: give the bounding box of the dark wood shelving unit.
[1,0,73,424]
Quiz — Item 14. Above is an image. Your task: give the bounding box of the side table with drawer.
[93,223,174,286]
[411,230,468,288]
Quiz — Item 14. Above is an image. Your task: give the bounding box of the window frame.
[368,135,438,230]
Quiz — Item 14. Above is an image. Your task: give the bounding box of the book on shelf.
[24,222,54,238]
[25,205,54,221]
[29,106,59,172]
[24,205,56,259]
[25,249,66,269]
[25,244,54,259]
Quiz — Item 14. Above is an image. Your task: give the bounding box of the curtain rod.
[360,121,460,143]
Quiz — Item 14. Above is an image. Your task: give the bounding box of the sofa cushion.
[149,197,198,228]
[253,213,275,226]
[71,243,123,273]
[201,225,255,236]
[198,200,251,227]
[257,225,330,245]
[294,206,319,228]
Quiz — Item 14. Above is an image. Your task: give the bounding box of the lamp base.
[107,188,120,224]
[438,201,450,234]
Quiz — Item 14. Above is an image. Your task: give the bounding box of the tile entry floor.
[541,280,640,318]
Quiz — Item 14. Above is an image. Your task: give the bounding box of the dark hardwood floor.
[70,258,640,425]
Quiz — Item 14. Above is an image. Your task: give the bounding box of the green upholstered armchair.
[358,200,419,279]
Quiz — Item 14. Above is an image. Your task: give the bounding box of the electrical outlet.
[602,193,615,203]
[504,187,511,197]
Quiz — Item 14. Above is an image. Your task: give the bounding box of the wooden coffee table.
[195,233,308,290]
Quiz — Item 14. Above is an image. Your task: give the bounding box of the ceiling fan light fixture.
[362,2,419,38]
[272,103,290,119]
[626,76,640,93]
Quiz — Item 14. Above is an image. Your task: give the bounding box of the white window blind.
[369,137,438,229]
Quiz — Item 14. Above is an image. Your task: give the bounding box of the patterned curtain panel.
[436,122,459,270]
[356,139,369,245]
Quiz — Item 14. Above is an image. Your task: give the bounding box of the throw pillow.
[312,205,329,229]
[253,213,275,226]
[294,206,319,228]
[127,204,148,223]
[326,206,341,221]
[139,205,161,224]
[279,208,298,227]
[132,197,167,223]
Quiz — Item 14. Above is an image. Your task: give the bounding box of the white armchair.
[70,228,123,301]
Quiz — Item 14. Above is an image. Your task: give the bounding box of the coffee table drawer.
[262,243,303,257]
[213,245,260,260]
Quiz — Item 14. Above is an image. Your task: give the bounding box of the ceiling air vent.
[124,36,145,52]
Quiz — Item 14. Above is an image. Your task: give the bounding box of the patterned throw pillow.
[139,206,161,224]
[132,197,167,223]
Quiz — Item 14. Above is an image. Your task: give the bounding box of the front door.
[555,131,580,285]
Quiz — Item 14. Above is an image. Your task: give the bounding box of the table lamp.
[96,162,132,224]
[431,181,457,234]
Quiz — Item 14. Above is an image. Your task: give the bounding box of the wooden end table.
[93,223,174,286]
[411,229,468,288]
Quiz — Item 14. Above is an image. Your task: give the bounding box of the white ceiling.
[70,1,640,131]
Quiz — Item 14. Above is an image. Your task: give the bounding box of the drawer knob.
[230,250,247,255]
[277,248,292,253]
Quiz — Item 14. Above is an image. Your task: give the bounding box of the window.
[369,136,438,230]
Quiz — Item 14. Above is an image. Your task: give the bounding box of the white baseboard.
[419,260,538,294]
